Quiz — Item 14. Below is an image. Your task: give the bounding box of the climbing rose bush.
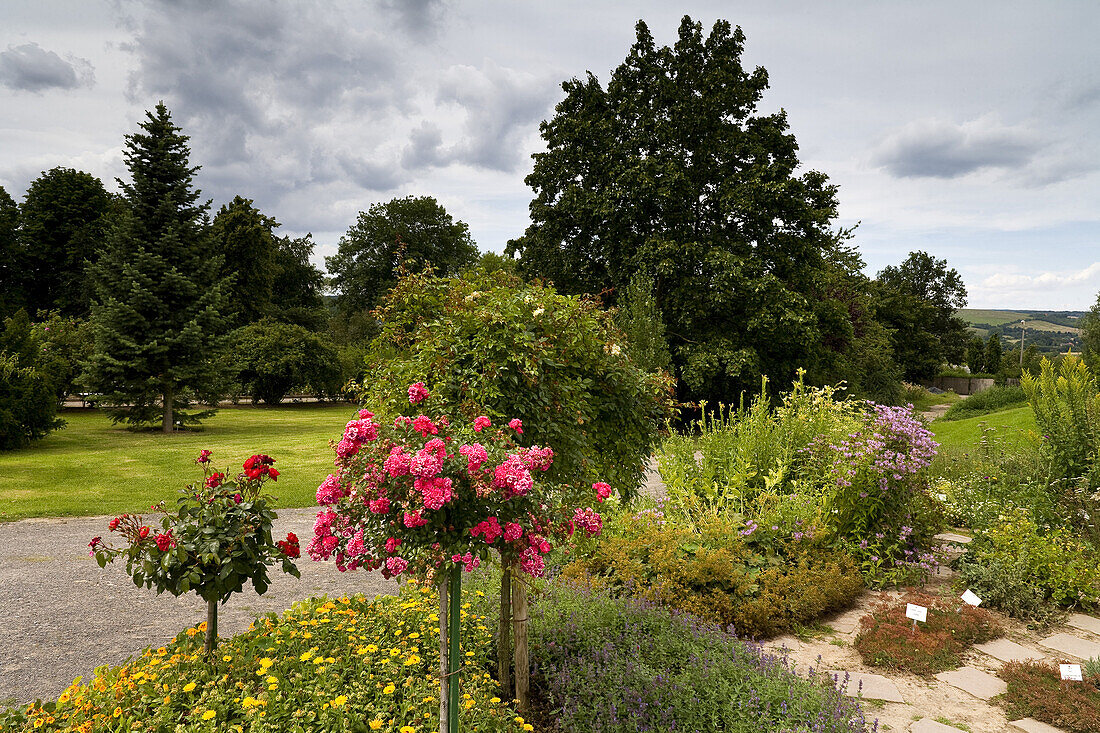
[310,382,607,581]
[91,451,300,603]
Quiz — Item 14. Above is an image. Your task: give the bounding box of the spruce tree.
[85,103,228,432]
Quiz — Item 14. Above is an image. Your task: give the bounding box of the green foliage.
[854,593,1002,676]
[985,333,1003,374]
[33,311,94,401]
[957,506,1100,613]
[875,251,969,382]
[507,16,860,406]
[1000,661,1100,733]
[941,385,1027,421]
[92,453,299,604]
[656,375,860,511]
[612,271,671,374]
[83,104,230,432]
[562,505,863,638]
[903,384,960,412]
[0,309,64,449]
[967,333,985,373]
[0,185,19,320]
[16,167,113,319]
[212,195,277,327]
[1021,355,1100,483]
[270,234,327,331]
[359,269,672,501]
[327,195,479,317]
[1,588,525,733]
[225,320,341,404]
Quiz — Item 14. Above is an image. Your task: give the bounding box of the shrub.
[359,269,674,501]
[561,506,863,638]
[941,385,1027,421]
[1000,660,1100,733]
[226,320,342,404]
[528,582,874,733]
[957,506,1100,613]
[0,587,526,733]
[612,271,671,374]
[854,593,1002,675]
[0,353,62,450]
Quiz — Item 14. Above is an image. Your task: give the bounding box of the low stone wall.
[932,376,996,395]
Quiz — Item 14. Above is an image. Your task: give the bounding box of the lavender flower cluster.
[530,587,875,733]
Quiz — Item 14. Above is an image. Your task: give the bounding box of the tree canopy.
[17,167,113,319]
[212,195,277,328]
[326,195,479,317]
[0,186,19,320]
[875,251,969,382]
[506,16,852,403]
[84,103,229,432]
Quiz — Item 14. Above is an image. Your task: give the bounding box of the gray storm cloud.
[0,42,94,92]
[873,118,1037,179]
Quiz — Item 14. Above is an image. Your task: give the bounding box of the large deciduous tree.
[326,195,479,317]
[270,233,327,331]
[17,167,113,319]
[506,16,851,404]
[875,251,969,382]
[84,103,229,432]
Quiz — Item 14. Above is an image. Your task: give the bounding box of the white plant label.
[960,589,982,607]
[905,603,928,623]
[1060,664,1083,681]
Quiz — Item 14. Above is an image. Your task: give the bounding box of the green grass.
[941,386,1028,421]
[0,404,355,521]
[931,406,1036,453]
[957,309,1031,326]
[905,385,961,412]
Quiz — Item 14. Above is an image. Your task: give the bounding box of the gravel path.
[0,507,395,705]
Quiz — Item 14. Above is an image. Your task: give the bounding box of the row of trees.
[2,16,975,448]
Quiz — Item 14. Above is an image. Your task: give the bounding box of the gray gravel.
[0,507,395,706]
[0,462,668,706]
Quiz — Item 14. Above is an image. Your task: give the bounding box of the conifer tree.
[85,103,228,432]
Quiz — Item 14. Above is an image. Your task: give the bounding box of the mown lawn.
[930,405,1037,453]
[0,403,355,521]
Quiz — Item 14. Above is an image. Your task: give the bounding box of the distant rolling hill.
[957,309,1085,350]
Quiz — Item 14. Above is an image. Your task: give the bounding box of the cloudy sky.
[2,1,1099,309]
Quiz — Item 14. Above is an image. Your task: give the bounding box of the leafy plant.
[91,451,300,654]
[1022,355,1100,483]
[225,319,342,404]
[854,593,1002,675]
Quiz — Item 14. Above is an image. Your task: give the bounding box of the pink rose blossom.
[407,382,430,404]
[473,416,492,432]
[503,522,523,542]
[403,510,428,528]
[385,556,409,576]
[368,498,391,514]
[412,415,438,437]
[385,536,402,554]
[508,418,523,434]
[470,516,502,543]
[593,482,612,502]
[316,474,344,504]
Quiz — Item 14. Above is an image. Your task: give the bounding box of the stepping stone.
[827,670,905,702]
[1067,613,1100,636]
[974,638,1046,663]
[933,666,1007,700]
[1038,633,1100,660]
[911,718,967,732]
[934,532,972,544]
[825,608,865,634]
[1008,718,1069,733]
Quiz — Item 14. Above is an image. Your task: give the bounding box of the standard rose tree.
[91,451,300,655]
[311,381,606,732]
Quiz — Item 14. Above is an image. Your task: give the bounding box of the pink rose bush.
[310,382,607,581]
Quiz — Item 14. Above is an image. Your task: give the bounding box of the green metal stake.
[448,565,462,733]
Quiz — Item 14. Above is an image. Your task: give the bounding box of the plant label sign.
[1060,664,1083,681]
[905,603,928,623]
[960,589,982,607]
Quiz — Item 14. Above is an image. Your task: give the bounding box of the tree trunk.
[498,566,512,697]
[162,384,174,433]
[204,599,217,656]
[438,575,449,733]
[512,574,529,712]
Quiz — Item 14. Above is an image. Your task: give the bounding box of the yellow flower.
[383,684,396,695]
[523,726,533,732]
[266,676,278,684]
[400,727,415,733]
[299,651,313,662]
[259,657,274,668]
[202,710,216,721]
[222,655,232,662]
[490,697,501,704]
[183,682,197,693]
[330,695,347,707]
[369,719,383,730]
